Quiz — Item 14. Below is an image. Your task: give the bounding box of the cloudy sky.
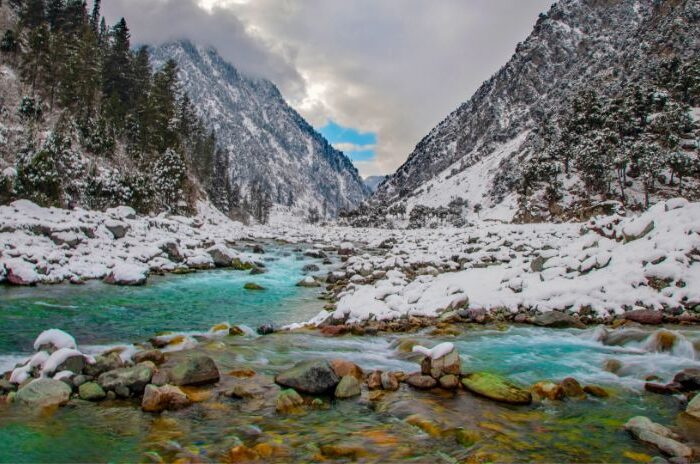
[103,0,550,177]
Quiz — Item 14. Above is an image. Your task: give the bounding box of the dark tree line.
[0,0,219,214]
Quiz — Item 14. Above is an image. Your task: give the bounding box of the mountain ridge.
[150,41,370,221]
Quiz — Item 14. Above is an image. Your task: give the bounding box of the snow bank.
[306,199,700,325]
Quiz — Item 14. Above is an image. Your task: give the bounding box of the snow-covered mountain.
[373,0,700,222]
[151,41,369,218]
[363,176,387,193]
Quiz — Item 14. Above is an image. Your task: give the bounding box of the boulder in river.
[335,375,361,398]
[559,377,586,399]
[380,372,400,391]
[275,359,340,394]
[276,389,304,413]
[296,276,321,288]
[85,352,124,377]
[141,384,191,412]
[439,374,460,390]
[16,379,72,407]
[329,359,363,381]
[133,350,166,366]
[405,373,437,390]
[414,342,461,379]
[168,355,220,387]
[531,381,564,401]
[532,311,585,329]
[366,370,383,390]
[461,372,532,405]
[685,394,700,420]
[674,369,700,391]
[243,282,265,291]
[78,382,106,401]
[98,365,153,396]
[625,416,692,458]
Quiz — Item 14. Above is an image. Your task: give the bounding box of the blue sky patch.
[318,120,377,163]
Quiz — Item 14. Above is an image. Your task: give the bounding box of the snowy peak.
[151,41,369,220]
[373,0,700,223]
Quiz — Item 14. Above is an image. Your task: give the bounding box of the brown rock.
[583,385,609,398]
[320,325,349,337]
[624,310,663,325]
[141,384,191,412]
[559,377,585,399]
[133,350,165,366]
[532,381,564,401]
[603,359,622,374]
[366,370,383,390]
[381,372,400,391]
[405,373,438,390]
[329,359,363,381]
[439,374,460,389]
[645,382,683,395]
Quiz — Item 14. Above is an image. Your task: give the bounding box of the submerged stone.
[461,372,532,405]
[335,375,361,398]
[276,389,304,413]
[243,282,265,291]
[168,355,220,387]
[79,382,106,401]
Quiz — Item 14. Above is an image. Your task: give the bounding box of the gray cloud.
[104,0,551,176]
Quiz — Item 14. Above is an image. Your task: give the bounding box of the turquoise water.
[0,246,327,364]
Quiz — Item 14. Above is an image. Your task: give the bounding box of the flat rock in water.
[405,373,437,390]
[532,311,585,329]
[625,416,692,458]
[16,379,72,407]
[275,359,340,394]
[461,372,532,405]
[168,355,220,387]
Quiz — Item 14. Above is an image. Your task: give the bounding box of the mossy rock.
[243,282,265,291]
[232,258,255,271]
[461,372,532,405]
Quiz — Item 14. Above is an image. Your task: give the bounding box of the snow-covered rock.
[104,264,149,286]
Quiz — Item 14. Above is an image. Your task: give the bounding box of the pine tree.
[20,0,46,29]
[101,18,133,125]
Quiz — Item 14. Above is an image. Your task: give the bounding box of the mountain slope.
[151,41,369,220]
[373,0,700,223]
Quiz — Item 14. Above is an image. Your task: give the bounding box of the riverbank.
[2,198,699,328]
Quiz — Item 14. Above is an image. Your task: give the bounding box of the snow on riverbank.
[2,197,699,324]
[304,199,700,325]
[0,200,265,285]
